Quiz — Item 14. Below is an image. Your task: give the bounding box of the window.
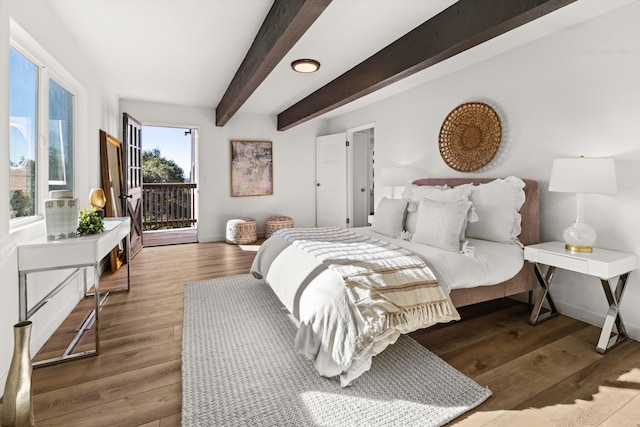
[9,29,77,223]
[48,79,74,191]
[9,48,38,219]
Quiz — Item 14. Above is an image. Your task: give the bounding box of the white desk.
[18,217,131,366]
[525,241,637,353]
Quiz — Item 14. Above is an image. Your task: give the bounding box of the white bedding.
[250,226,524,386]
[354,227,524,293]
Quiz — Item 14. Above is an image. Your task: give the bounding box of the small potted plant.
[77,208,105,236]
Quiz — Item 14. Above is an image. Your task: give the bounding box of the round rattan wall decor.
[438,102,502,172]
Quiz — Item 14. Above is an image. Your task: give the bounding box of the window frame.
[9,20,84,230]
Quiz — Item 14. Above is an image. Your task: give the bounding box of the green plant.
[77,208,104,235]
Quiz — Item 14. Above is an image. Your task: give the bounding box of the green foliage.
[9,189,34,218]
[77,208,104,235]
[142,148,185,183]
[10,159,36,218]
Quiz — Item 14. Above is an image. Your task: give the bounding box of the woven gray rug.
[182,274,491,426]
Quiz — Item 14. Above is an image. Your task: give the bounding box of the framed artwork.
[230,140,273,197]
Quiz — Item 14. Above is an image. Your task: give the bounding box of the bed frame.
[411,178,540,307]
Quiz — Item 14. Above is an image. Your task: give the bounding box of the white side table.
[17,217,131,366]
[524,241,637,353]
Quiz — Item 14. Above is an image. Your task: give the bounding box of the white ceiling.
[46,0,635,124]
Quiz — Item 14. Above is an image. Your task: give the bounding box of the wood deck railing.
[142,183,197,230]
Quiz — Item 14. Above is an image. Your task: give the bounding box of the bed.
[251,177,539,386]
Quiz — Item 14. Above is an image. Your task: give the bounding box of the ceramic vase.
[2,321,34,427]
[44,190,78,240]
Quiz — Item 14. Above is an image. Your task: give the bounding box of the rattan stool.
[226,218,257,244]
[265,215,294,239]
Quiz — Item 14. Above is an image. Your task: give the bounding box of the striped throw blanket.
[276,227,460,350]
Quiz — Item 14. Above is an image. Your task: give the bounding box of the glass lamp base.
[563,221,596,253]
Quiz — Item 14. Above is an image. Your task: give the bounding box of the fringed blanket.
[276,227,460,383]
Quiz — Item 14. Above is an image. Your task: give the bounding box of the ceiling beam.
[215,0,332,127]
[277,0,576,131]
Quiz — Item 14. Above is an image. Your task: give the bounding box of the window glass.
[49,79,74,190]
[9,47,38,219]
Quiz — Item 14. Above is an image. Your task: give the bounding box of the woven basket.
[265,215,294,239]
[226,218,257,244]
[438,102,502,172]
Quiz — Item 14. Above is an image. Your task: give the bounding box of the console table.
[525,241,637,353]
[17,217,131,366]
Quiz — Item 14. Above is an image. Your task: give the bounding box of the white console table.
[18,217,131,366]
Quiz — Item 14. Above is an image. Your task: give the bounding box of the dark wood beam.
[215,0,332,126]
[277,0,576,131]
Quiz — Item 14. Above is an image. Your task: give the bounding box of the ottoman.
[265,215,294,239]
[226,218,257,244]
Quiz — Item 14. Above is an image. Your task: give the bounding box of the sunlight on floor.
[238,243,261,252]
[300,391,470,426]
[455,368,640,426]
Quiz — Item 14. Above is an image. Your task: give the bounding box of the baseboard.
[508,293,639,342]
[555,301,640,342]
[197,233,226,243]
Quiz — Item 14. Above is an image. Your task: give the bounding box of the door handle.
[119,194,133,199]
[360,188,365,192]
[316,183,321,187]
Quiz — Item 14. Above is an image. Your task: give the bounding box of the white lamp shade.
[379,167,406,187]
[548,157,617,194]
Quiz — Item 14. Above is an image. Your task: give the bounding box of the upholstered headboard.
[411,178,540,246]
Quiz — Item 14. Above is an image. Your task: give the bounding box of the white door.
[316,132,347,227]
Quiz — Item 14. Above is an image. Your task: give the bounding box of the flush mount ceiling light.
[291,59,320,73]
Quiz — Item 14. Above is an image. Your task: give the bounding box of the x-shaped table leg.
[596,273,629,353]
[528,263,559,325]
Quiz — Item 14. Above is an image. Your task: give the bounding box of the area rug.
[182,274,491,426]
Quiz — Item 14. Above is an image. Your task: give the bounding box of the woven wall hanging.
[438,102,502,172]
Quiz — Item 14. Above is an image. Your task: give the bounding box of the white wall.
[326,3,640,340]
[0,0,119,392]
[119,100,324,242]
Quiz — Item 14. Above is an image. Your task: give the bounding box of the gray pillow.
[371,198,409,238]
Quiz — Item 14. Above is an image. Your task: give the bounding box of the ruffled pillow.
[402,183,448,200]
[461,176,526,245]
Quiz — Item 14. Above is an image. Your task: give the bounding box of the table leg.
[596,273,629,353]
[529,263,559,325]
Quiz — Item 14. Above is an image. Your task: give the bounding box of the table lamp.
[548,156,617,252]
[379,167,406,199]
[89,188,107,217]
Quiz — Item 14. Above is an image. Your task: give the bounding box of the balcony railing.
[142,183,197,231]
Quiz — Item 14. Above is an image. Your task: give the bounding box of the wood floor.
[142,228,198,246]
[2,241,639,426]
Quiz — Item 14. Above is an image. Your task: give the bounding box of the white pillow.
[462,176,526,244]
[371,198,409,238]
[411,198,473,252]
[402,183,448,200]
[404,186,472,234]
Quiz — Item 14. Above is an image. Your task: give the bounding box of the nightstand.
[524,241,637,353]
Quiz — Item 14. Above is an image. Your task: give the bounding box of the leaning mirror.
[99,130,125,271]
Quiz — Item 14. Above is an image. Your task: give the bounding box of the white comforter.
[250,227,523,386]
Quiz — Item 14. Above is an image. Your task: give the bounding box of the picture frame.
[230,140,273,197]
